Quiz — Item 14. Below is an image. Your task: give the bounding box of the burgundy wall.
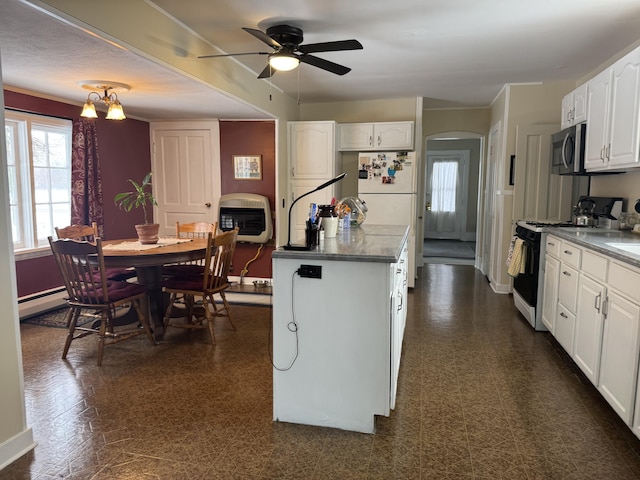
[6,90,152,297]
[219,121,276,279]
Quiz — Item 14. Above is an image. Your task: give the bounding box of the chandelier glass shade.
[79,81,129,120]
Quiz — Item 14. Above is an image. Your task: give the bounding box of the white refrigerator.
[358,151,416,287]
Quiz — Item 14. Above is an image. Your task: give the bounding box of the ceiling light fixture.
[78,81,130,120]
[268,52,300,72]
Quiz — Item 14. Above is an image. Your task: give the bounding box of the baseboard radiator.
[18,287,66,319]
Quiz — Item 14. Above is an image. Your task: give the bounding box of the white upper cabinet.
[338,122,414,151]
[288,121,336,179]
[561,83,587,129]
[287,121,339,240]
[608,48,640,169]
[585,47,640,172]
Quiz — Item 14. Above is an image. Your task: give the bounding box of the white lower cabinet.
[599,290,640,424]
[555,302,576,355]
[541,254,560,332]
[573,275,605,384]
[272,233,409,433]
[542,238,640,431]
[390,242,408,409]
[554,241,581,354]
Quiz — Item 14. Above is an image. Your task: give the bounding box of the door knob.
[426,202,431,212]
[205,202,211,208]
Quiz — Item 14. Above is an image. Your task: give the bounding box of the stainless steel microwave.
[551,123,586,175]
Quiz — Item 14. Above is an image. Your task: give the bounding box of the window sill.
[14,247,52,261]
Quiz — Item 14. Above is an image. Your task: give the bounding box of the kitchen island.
[271,224,409,433]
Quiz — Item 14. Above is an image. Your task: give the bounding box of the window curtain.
[71,119,104,235]
[430,160,458,232]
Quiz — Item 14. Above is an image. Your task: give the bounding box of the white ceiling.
[2,0,640,120]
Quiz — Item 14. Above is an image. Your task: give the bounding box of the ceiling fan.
[198,25,363,78]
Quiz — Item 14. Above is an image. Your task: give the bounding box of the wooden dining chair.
[55,222,99,242]
[48,236,156,366]
[162,228,239,345]
[55,222,136,281]
[162,221,218,278]
[176,221,218,239]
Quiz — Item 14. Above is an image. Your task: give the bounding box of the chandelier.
[78,81,129,120]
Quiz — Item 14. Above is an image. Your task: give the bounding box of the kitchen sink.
[607,243,640,256]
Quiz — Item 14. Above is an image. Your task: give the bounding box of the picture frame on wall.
[233,155,262,180]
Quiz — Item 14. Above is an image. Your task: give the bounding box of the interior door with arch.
[424,150,470,240]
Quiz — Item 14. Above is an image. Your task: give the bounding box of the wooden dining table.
[101,237,208,336]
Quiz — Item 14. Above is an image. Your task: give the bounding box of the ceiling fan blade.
[242,27,282,49]
[257,64,274,79]
[298,39,363,54]
[198,52,268,59]
[300,54,351,75]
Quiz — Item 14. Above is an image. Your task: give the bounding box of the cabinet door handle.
[562,271,572,276]
[563,250,572,255]
[594,292,602,313]
[547,242,555,247]
[606,143,611,160]
[377,135,381,146]
[369,135,373,147]
[560,312,568,318]
[602,297,609,317]
[600,147,605,161]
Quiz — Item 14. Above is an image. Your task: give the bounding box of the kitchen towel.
[507,237,526,277]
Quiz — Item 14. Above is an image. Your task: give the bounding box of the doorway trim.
[421,132,485,269]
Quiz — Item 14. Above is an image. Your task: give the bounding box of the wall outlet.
[298,265,322,279]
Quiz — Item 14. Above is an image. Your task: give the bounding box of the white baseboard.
[490,281,511,295]
[18,288,66,319]
[0,428,36,471]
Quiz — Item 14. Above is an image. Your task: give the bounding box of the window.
[4,111,72,252]
[431,161,458,213]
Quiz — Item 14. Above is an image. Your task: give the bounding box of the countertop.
[544,227,640,269]
[272,224,409,263]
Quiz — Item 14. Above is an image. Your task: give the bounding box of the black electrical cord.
[269,269,299,371]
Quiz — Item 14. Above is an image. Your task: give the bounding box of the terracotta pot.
[135,223,160,244]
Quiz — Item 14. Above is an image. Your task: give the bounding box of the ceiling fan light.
[269,53,299,72]
[106,100,126,120]
[80,99,98,118]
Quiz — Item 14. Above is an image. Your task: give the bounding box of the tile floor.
[6,264,640,479]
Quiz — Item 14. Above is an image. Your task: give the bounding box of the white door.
[424,150,469,240]
[151,122,219,237]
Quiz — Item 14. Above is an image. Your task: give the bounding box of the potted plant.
[114,172,160,244]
